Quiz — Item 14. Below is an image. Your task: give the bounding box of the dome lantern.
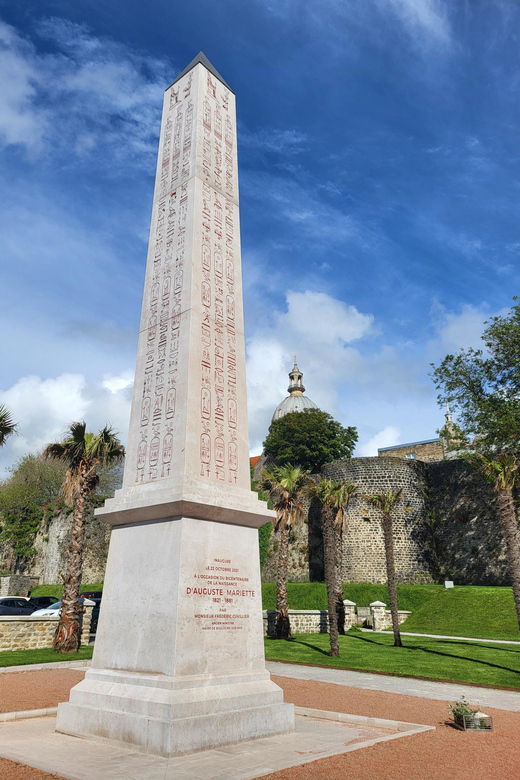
[272,356,318,422]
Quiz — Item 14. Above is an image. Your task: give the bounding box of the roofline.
[166,51,233,93]
[378,438,441,452]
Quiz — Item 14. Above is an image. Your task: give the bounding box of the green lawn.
[29,583,103,599]
[265,632,520,688]
[262,582,520,642]
[0,646,93,667]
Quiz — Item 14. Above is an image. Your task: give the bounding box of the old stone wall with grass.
[261,456,519,586]
[34,510,111,584]
[261,518,311,584]
[0,508,111,586]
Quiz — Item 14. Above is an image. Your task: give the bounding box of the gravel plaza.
[0,662,519,780]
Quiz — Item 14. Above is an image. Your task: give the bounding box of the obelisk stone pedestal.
[57,517,293,755]
[55,53,294,756]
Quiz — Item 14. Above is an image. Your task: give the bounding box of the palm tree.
[307,479,357,656]
[260,464,309,639]
[471,452,520,630]
[328,480,357,636]
[364,489,403,648]
[44,422,125,653]
[0,405,17,447]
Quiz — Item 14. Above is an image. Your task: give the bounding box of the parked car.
[28,596,59,609]
[31,596,94,617]
[31,601,62,617]
[0,597,38,616]
[79,590,102,600]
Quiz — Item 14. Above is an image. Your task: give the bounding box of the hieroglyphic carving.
[196,72,239,485]
[135,77,195,484]
[126,62,243,490]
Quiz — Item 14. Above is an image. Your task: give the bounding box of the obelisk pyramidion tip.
[167,51,233,93]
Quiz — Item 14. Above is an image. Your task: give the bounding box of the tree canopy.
[263,408,358,473]
[430,299,520,453]
[0,453,66,561]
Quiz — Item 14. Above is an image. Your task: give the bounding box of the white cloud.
[0,18,170,167]
[358,425,401,456]
[385,0,450,45]
[0,371,132,476]
[245,291,493,457]
[102,372,134,394]
[239,127,306,154]
[285,291,374,344]
[428,301,510,355]
[255,0,452,51]
[0,22,45,150]
[246,289,375,452]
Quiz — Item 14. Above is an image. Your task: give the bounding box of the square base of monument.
[55,668,295,756]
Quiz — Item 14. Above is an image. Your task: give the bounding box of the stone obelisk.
[56,53,294,755]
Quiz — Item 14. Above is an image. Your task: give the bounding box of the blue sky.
[0,0,519,473]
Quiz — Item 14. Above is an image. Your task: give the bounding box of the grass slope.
[262,582,520,641]
[261,582,440,612]
[402,586,520,642]
[265,632,520,689]
[0,646,93,667]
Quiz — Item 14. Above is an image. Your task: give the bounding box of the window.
[406,453,416,460]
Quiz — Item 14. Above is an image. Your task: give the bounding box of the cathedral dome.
[272,357,318,422]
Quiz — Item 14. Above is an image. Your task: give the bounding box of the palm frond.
[470,451,519,491]
[0,404,18,447]
[365,488,403,514]
[259,463,309,531]
[43,442,67,461]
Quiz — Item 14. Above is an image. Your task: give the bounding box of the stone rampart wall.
[0,605,92,652]
[425,460,519,585]
[261,455,518,586]
[323,457,431,584]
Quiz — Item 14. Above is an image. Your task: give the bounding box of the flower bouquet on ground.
[449,696,493,732]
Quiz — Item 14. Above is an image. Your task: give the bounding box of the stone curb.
[295,706,434,735]
[0,660,92,674]
[0,707,58,722]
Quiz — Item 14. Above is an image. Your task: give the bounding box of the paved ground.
[0,710,421,780]
[0,661,91,675]
[1,664,520,779]
[266,660,520,711]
